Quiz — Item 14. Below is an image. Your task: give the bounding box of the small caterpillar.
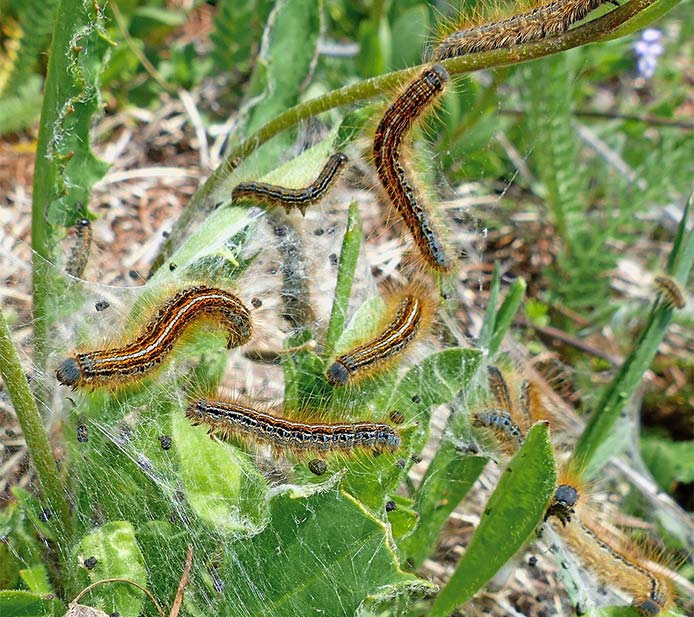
[473,408,525,446]
[231,152,348,215]
[66,218,92,278]
[326,291,433,386]
[186,397,401,455]
[56,285,252,390]
[433,0,617,61]
[373,64,452,272]
[653,275,685,309]
[545,480,675,615]
[473,366,548,452]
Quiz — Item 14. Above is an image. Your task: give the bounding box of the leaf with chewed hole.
[74,521,147,617]
[431,423,556,616]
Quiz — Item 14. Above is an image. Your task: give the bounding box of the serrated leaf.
[173,410,269,534]
[218,484,428,616]
[18,565,51,595]
[75,521,147,617]
[211,0,274,74]
[36,0,112,229]
[431,423,557,616]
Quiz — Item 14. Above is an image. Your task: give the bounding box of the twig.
[169,544,194,617]
[514,315,623,365]
[500,107,694,130]
[72,577,165,617]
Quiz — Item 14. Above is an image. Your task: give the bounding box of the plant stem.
[0,308,72,538]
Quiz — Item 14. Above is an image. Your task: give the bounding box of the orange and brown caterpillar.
[545,478,676,615]
[186,397,401,455]
[326,290,435,386]
[433,0,618,61]
[473,366,548,452]
[56,285,252,390]
[231,152,348,215]
[653,275,685,310]
[373,64,452,272]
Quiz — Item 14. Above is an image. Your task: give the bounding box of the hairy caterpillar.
[326,289,435,386]
[66,218,92,278]
[545,482,675,615]
[56,285,252,390]
[433,0,618,61]
[231,152,348,215]
[186,396,401,455]
[373,64,452,272]
[653,275,685,310]
[473,366,548,452]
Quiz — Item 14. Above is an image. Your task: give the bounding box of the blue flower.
[633,28,664,80]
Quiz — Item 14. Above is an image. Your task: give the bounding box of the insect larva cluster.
[51,3,684,614]
[473,366,678,614]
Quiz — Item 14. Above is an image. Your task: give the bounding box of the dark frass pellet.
[84,556,97,570]
[308,459,327,476]
[159,435,172,450]
[385,500,397,512]
[251,297,262,308]
[95,300,110,311]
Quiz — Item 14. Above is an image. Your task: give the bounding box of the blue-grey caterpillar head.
[326,360,350,386]
[56,357,81,387]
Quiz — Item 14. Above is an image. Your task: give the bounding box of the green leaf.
[357,15,391,77]
[0,590,60,617]
[324,201,362,358]
[343,349,482,512]
[489,277,526,356]
[219,483,431,616]
[243,0,322,136]
[211,0,274,74]
[0,76,43,135]
[173,410,269,534]
[75,521,147,617]
[642,435,694,489]
[431,423,557,616]
[35,0,112,229]
[400,448,487,568]
[391,6,429,69]
[18,566,51,595]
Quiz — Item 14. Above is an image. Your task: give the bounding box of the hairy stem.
[0,308,72,538]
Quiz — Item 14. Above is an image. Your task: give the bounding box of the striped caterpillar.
[186,396,401,456]
[545,481,675,615]
[373,64,452,272]
[66,218,92,279]
[231,152,348,215]
[472,366,547,453]
[653,275,685,310]
[433,0,618,61]
[326,289,435,387]
[56,285,252,390]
